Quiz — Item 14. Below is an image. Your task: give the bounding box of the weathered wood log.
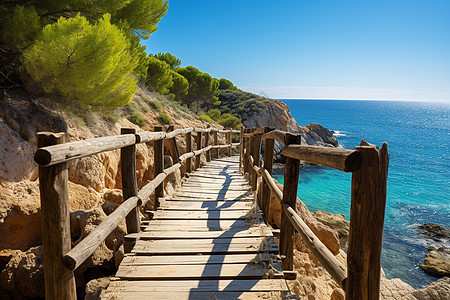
[179,151,195,162]
[346,142,389,299]
[154,126,164,210]
[34,134,136,166]
[262,127,275,222]
[261,168,283,202]
[251,132,262,190]
[226,129,232,156]
[239,127,244,171]
[262,130,286,145]
[243,129,251,174]
[63,196,140,270]
[139,173,166,206]
[242,128,265,137]
[37,132,76,299]
[204,129,211,162]
[283,204,347,288]
[165,127,194,139]
[164,162,182,176]
[136,131,166,143]
[185,131,192,173]
[213,130,219,158]
[195,131,202,170]
[120,128,140,242]
[194,127,212,133]
[280,133,301,271]
[282,145,362,172]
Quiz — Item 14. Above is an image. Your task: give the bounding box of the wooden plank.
[142,220,263,231]
[151,210,250,220]
[104,279,288,291]
[127,226,273,240]
[164,197,254,202]
[102,291,289,300]
[158,200,253,210]
[116,262,282,280]
[120,253,277,265]
[132,237,278,255]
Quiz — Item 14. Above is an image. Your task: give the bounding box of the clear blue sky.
[142,1,450,102]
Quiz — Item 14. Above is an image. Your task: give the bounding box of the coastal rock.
[420,247,450,277]
[380,277,415,300]
[0,246,44,299]
[311,210,350,252]
[300,123,339,147]
[412,277,450,299]
[419,223,450,243]
[85,277,111,300]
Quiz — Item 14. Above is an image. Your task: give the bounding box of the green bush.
[147,100,162,111]
[23,14,138,109]
[218,113,241,130]
[2,5,41,51]
[198,111,213,123]
[126,101,145,126]
[158,112,171,124]
[207,109,221,121]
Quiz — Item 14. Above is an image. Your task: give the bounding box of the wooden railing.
[241,127,389,300]
[34,126,239,300]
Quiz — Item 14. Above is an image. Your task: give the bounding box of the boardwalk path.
[102,156,291,299]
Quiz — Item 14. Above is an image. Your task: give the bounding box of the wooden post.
[239,127,244,171]
[226,129,232,156]
[280,133,301,271]
[165,127,181,176]
[185,131,192,173]
[213,130,219,159]
[120,128,140,253]
[154,126,164,210]
[195,131,202,170]
[261,127,275,222]
[244,129,251,175]
[37,132,76,300]
[251,131,262,191]
[346,142,389,300]
[205,129,211,162]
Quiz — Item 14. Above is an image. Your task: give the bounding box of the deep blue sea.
[274,99,449,289]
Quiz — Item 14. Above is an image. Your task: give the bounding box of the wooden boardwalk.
[102,156,291,299]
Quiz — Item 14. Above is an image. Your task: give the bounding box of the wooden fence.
[34,126,239,299]
[35,125,388,300]
[241,127,389,300]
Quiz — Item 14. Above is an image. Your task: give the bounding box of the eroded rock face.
[300,123,339,147]
[420,247,450,277]
[412,277,450,299]
[0,246,44,299]
[85,277,111,300]
[311,210,350,252]
[419,223,450,243]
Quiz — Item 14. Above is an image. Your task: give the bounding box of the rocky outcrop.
[412,277,450,299]
[311,210,350,252]
[419,223,450,243]
[420,247,450,277]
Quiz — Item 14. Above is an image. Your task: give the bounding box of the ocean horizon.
[275,99,449,289]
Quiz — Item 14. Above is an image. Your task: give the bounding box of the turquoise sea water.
[273,99,449,289]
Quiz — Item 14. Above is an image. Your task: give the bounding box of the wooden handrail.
[34,134,136,166]
[282,145,361,172]
[261,129,287,144]
[283,204,347,288]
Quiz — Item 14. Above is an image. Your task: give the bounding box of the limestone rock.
[69,156,106,192]
[419,223,450,243]
[103,189,123,205]
[380,277,416,300]
[85,277,111,300]
[0,246,44,299]
[420,247,450,277]
[311,210,350,252]
[412,277,450,299]
[300,123,339,147]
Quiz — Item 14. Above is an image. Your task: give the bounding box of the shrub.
[23,14,138,109]
[126,101,145,126]
[207,109,221,121]
[158,112,171,124]
[147,100,162,111]
[198,111,213,123]
[2,6,41,51]
[218,113,241,130]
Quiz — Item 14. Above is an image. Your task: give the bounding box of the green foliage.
[218,78,237,90]
[2,6,41,51]
[152,52,181,69]
[126,100,145,126]
[198,111,213,123]
[177,66,220,111]
[207,109,221,121]
[23,14,138,109]
[146,56,173,94]
[217,113,241,130]
[113,0,168,40]
[147,99,162,111]
[169,70,189,101]
[158,112,171,124]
